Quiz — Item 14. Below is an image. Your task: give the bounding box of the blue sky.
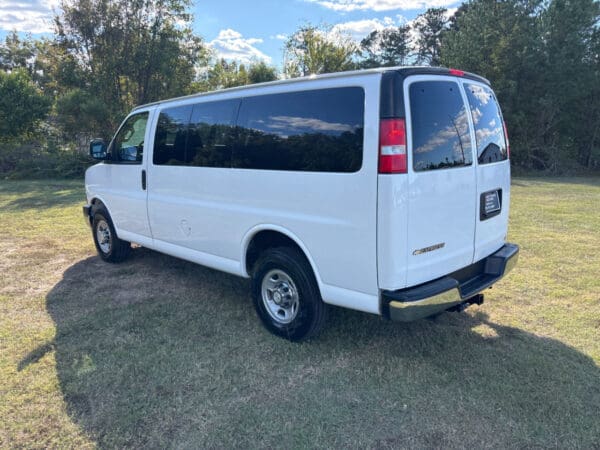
[0,0,461,67]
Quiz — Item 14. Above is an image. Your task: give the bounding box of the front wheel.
[91,207,131,263]
[251,247,327,341]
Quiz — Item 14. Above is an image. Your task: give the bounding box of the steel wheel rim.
[96,219,111,254]
[261,269,299,324]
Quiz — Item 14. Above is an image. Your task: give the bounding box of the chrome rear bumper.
[382,243,519,322]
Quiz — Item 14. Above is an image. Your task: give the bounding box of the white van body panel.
[376,175,409,291]
[141,235,242,275]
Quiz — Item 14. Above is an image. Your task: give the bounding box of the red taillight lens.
[379,118,407,174]
[503,120,510,158]
[449,68,465,76]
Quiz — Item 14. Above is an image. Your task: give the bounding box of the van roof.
[132,66,490,112]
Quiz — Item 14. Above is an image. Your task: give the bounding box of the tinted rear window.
[464,83,508,164]
[233,87,364,172]
[409,81,472,171]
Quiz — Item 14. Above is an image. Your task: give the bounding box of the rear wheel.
[91,206,130,263]
[251,247,327,341]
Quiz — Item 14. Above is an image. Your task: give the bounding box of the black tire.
[91,206,131,263]
[251,247,327,341]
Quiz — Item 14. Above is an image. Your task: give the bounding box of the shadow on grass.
[0,180,83,211]
[25,249,600,448]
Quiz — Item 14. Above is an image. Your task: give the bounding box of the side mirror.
[90,139,108,160]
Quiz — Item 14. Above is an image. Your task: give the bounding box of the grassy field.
[1,178,599,449]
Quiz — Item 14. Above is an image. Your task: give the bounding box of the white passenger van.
[84,66,519,340]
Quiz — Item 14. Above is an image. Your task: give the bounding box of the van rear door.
[403,75,477,286]
[462,81,511,262]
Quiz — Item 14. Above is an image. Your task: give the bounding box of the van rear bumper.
[381,243,519,322]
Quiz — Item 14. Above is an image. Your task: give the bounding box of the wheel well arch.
[243,227,322,288]
[90,197,105,210]
[85,198,106,225]
[88,198,113,225]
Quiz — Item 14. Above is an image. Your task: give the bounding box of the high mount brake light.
[449,68,465,76]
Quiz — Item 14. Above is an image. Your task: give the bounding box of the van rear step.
[381,243,519,322]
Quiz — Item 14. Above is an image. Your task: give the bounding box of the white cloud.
[445,7,458,17]
[287,16,409,47]
[270,33,288,40]
[0,0,59,33]
[332,16,398,41]
[216,29,241,40]
[406,7,456,44]
[305,0,458,12]
[209,28,271,64]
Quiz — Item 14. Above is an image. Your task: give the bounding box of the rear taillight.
[379,118,407,174]
[503,120,510,158]
[449,68,465,76]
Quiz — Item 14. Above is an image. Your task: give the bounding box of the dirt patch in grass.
[1,178,599,448]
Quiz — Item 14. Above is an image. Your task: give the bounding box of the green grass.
[1,178,599,448]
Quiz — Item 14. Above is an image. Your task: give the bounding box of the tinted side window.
[409,81,472,171]
[153,106,193,165]
[464,83,508,164]
[152,106,192,166]
[110,112,149,164]
[187,100,238,167]
[233,87,364,172]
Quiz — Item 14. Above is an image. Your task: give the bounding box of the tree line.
[0,0,598,177]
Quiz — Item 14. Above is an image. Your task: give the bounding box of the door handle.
[141,170,147,190]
